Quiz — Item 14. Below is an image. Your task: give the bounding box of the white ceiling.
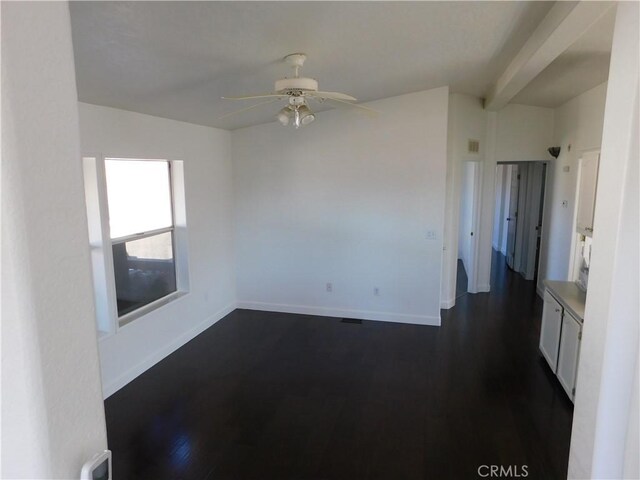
[511,7,615,108]
[69,2,561,130]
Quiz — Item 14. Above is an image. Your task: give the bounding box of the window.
[105,159,177,317]
[84,156,188,333]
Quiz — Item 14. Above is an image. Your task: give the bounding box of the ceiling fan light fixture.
[221,53,370,126]
[298,105,315,126]
[276,106,293,126]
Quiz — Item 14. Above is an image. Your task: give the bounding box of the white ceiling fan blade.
[323,97,379,116]
[217,98,281,121]
[222,93,283,100]
[308,91,357,102]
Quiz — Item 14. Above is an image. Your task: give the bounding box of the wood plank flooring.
[104,251,573,479]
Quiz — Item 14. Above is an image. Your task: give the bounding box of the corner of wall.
[440,298,456,309]
[102,302,237,397]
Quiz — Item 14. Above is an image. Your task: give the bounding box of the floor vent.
[341,318,363,324]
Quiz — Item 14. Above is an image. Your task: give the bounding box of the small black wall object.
[548,146,561,158]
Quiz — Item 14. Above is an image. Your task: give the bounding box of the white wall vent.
[468,139,480,153]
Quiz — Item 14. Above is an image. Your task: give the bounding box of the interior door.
[539,290,563,372]
[534,163,547,282]
[506,165,519,269]
[576,152,600,237]
[458,162,478,292]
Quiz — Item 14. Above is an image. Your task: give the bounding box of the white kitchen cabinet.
[557,311,582,402]
[540,290,563,372]
[576,151,600,237]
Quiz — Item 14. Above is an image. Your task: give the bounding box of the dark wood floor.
[105,251,574,480]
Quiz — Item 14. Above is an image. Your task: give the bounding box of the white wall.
[1,3,108,477]
[232,88,448,325]
[470,83,606,297]
[477,105,554,292]
[494,104,556,163]
[443,97,554,303]
[78,103,236,397]
[623,354,639,479]
[442,94,487,304]
[569,4,639,476]
[537,82,607,293]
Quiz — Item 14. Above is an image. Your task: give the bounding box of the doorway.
[457,161,481,294]
[491,161,547,281]
[505,165,520,269]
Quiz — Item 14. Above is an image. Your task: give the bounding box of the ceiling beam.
[484,1,615,111]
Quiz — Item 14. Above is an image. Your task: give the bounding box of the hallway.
[104,251,574,479]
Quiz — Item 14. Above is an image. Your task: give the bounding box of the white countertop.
[544,280,587,322]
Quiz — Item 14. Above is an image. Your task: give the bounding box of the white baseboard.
[102,300,442,398]
[237,301,441,326]
[477,283,491,292]
[101,303,236,398]
[440,298,456,309]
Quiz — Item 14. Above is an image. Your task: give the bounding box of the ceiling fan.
[221,53,376,127]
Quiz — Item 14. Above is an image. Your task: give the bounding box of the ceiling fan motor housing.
[274,77,318,94]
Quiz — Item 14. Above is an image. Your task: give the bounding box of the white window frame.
[83,155,190,337]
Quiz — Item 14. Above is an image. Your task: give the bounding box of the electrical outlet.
[562,200,568,208]
[426,230,437,240]
[374,287,380,296]
[326,282,332,293]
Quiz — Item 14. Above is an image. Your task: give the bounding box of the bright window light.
[105,159,173,239]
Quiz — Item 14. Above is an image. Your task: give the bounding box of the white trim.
[468,160,483,294]
[83,155,192,333]
[117,290,189,328]
[440,298,456,309]
[536,284,545,299]
[111,226,174,245]
[101,303,236,398]
[237,301,441,326]
[83,155,119,336]
[170,160,191,294]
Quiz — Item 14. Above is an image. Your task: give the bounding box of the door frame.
[458,160,483,294]
[495,160,549,284]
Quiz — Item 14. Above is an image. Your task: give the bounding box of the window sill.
[118,290,189,328]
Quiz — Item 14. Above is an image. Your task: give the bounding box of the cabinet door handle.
[585,227,593,232]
